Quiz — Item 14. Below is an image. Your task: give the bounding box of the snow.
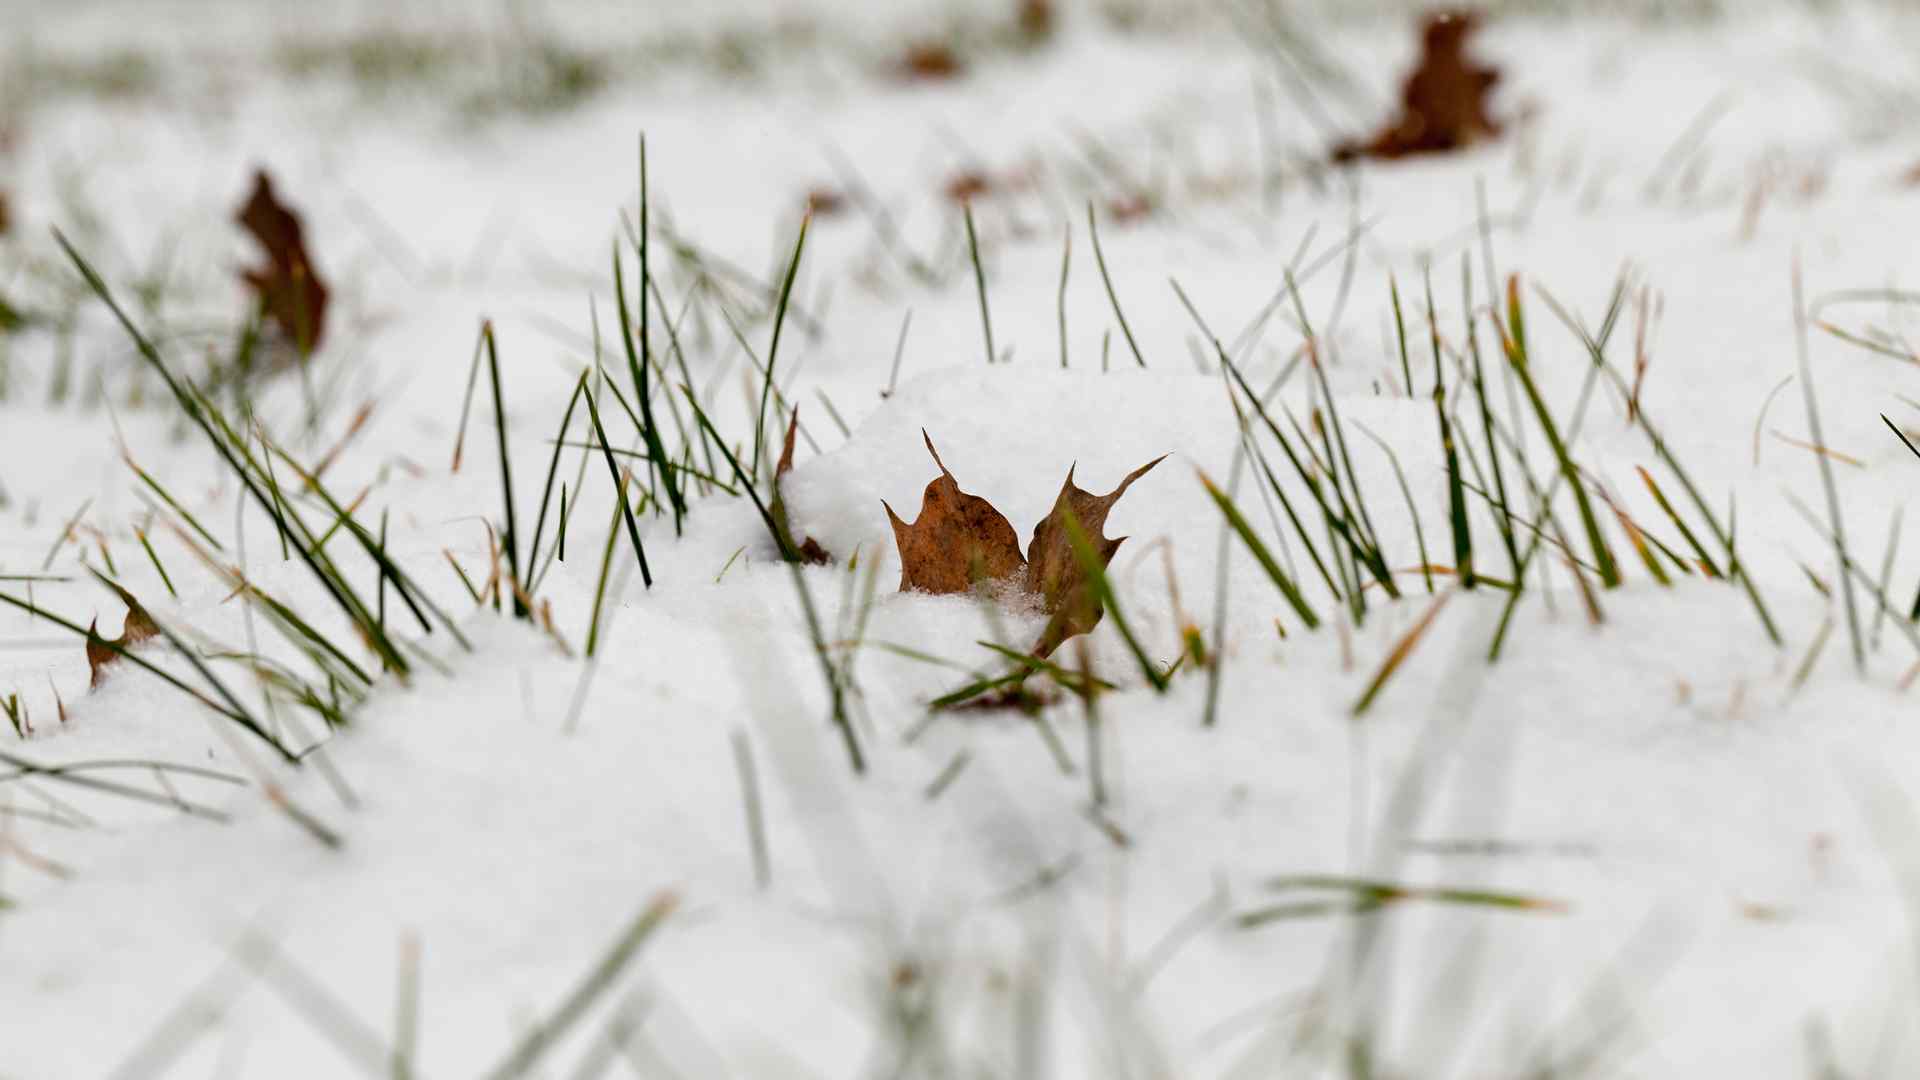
[5,1,1920,1076]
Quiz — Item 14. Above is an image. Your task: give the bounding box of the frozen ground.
[4,1,1920,1076]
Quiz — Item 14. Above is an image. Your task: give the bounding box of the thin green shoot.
[752,212,811,484]
[481,322,527,617]
[1087,202,1147,368]
[1200,469,1319,630]
[963,202,996,366]
[1351,588,1454,716]
[1057,223,1072,368]
[581,375,653,588]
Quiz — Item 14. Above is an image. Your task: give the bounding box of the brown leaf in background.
[1017,0,1055,41]
[1333,10,1501,163]
[0,190,11,236]
[944,170,993,205]
[236,168,330,355]
[1106,192,1153,224]
[803,187,848,217]
[885,432,1025,594]
[86,583,160,689]
[1025,456,1164,657]
[901,42,963,82]
[772,407,832,565]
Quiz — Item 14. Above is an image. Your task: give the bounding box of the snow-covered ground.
[5,1,1920,1076]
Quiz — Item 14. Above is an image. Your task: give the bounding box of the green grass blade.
[1200,470,1320,630]
[581,380,653,588]
[753,212,811,484]
[964,202,996,366]
[1087,202,1147,368]
[482,323,527,617]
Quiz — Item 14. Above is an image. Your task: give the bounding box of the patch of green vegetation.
[275,32,455,89]
[17,47,160,101]
[462,37,608,118]
[278,31,610,117]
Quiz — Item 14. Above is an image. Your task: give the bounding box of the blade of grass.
[1464,264,1521,582]
[1636,466,1721,577]
[135,527,177,598]
[523,371,588,591]
[1354,423,1432,592]
[1533,281,1780,644]
[1427,268,1474,589]
[1057,224,1072,368]
[451,325,486,472]
[581,380,653,589]
[482,323,527,618]
[1200,470,1320,630]
[885,309,913,397]
[1390,275,1414,396]
[613,245,685,533]
[753,213,811,484]
[1497,276,1619,588]
[58,232,422,673]
[1088,202,1147,368]
[1793,263,1863,670]
[730,730,771,890]
[1351,589,1454,715]
[964,203,996,366]
[125,452,223,552]
[481,893,679,1080]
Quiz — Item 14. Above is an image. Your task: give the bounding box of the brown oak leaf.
[236,169,330,355]
[1025,456,1165,658]
[1332,10,1501,163]
[86,583,161,689]
[884,433,1025,594]
[771,407,832,565]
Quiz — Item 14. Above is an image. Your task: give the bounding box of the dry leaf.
[1106,192,1153,224]
[236,168,330,354]
[86,583,160,689]
[1025,456,1164,657]
[0,190,10,236]
[885,434,1165,661]
[1017,0,1054,41]
[803,187,848,217]
[771,407,832,565]
[884,432,1025,594]
[901,43,963,81]
[1333,10,1501,163]
[945,171,994,205]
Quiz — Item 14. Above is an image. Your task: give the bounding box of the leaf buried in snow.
[885,435,1168,671]
[235,168,330,355]
[770,407,832,565]
[86,582,161,689]
[1332,10,1501,163]
[1025,455,1165,658]
[884,432,1025,595]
